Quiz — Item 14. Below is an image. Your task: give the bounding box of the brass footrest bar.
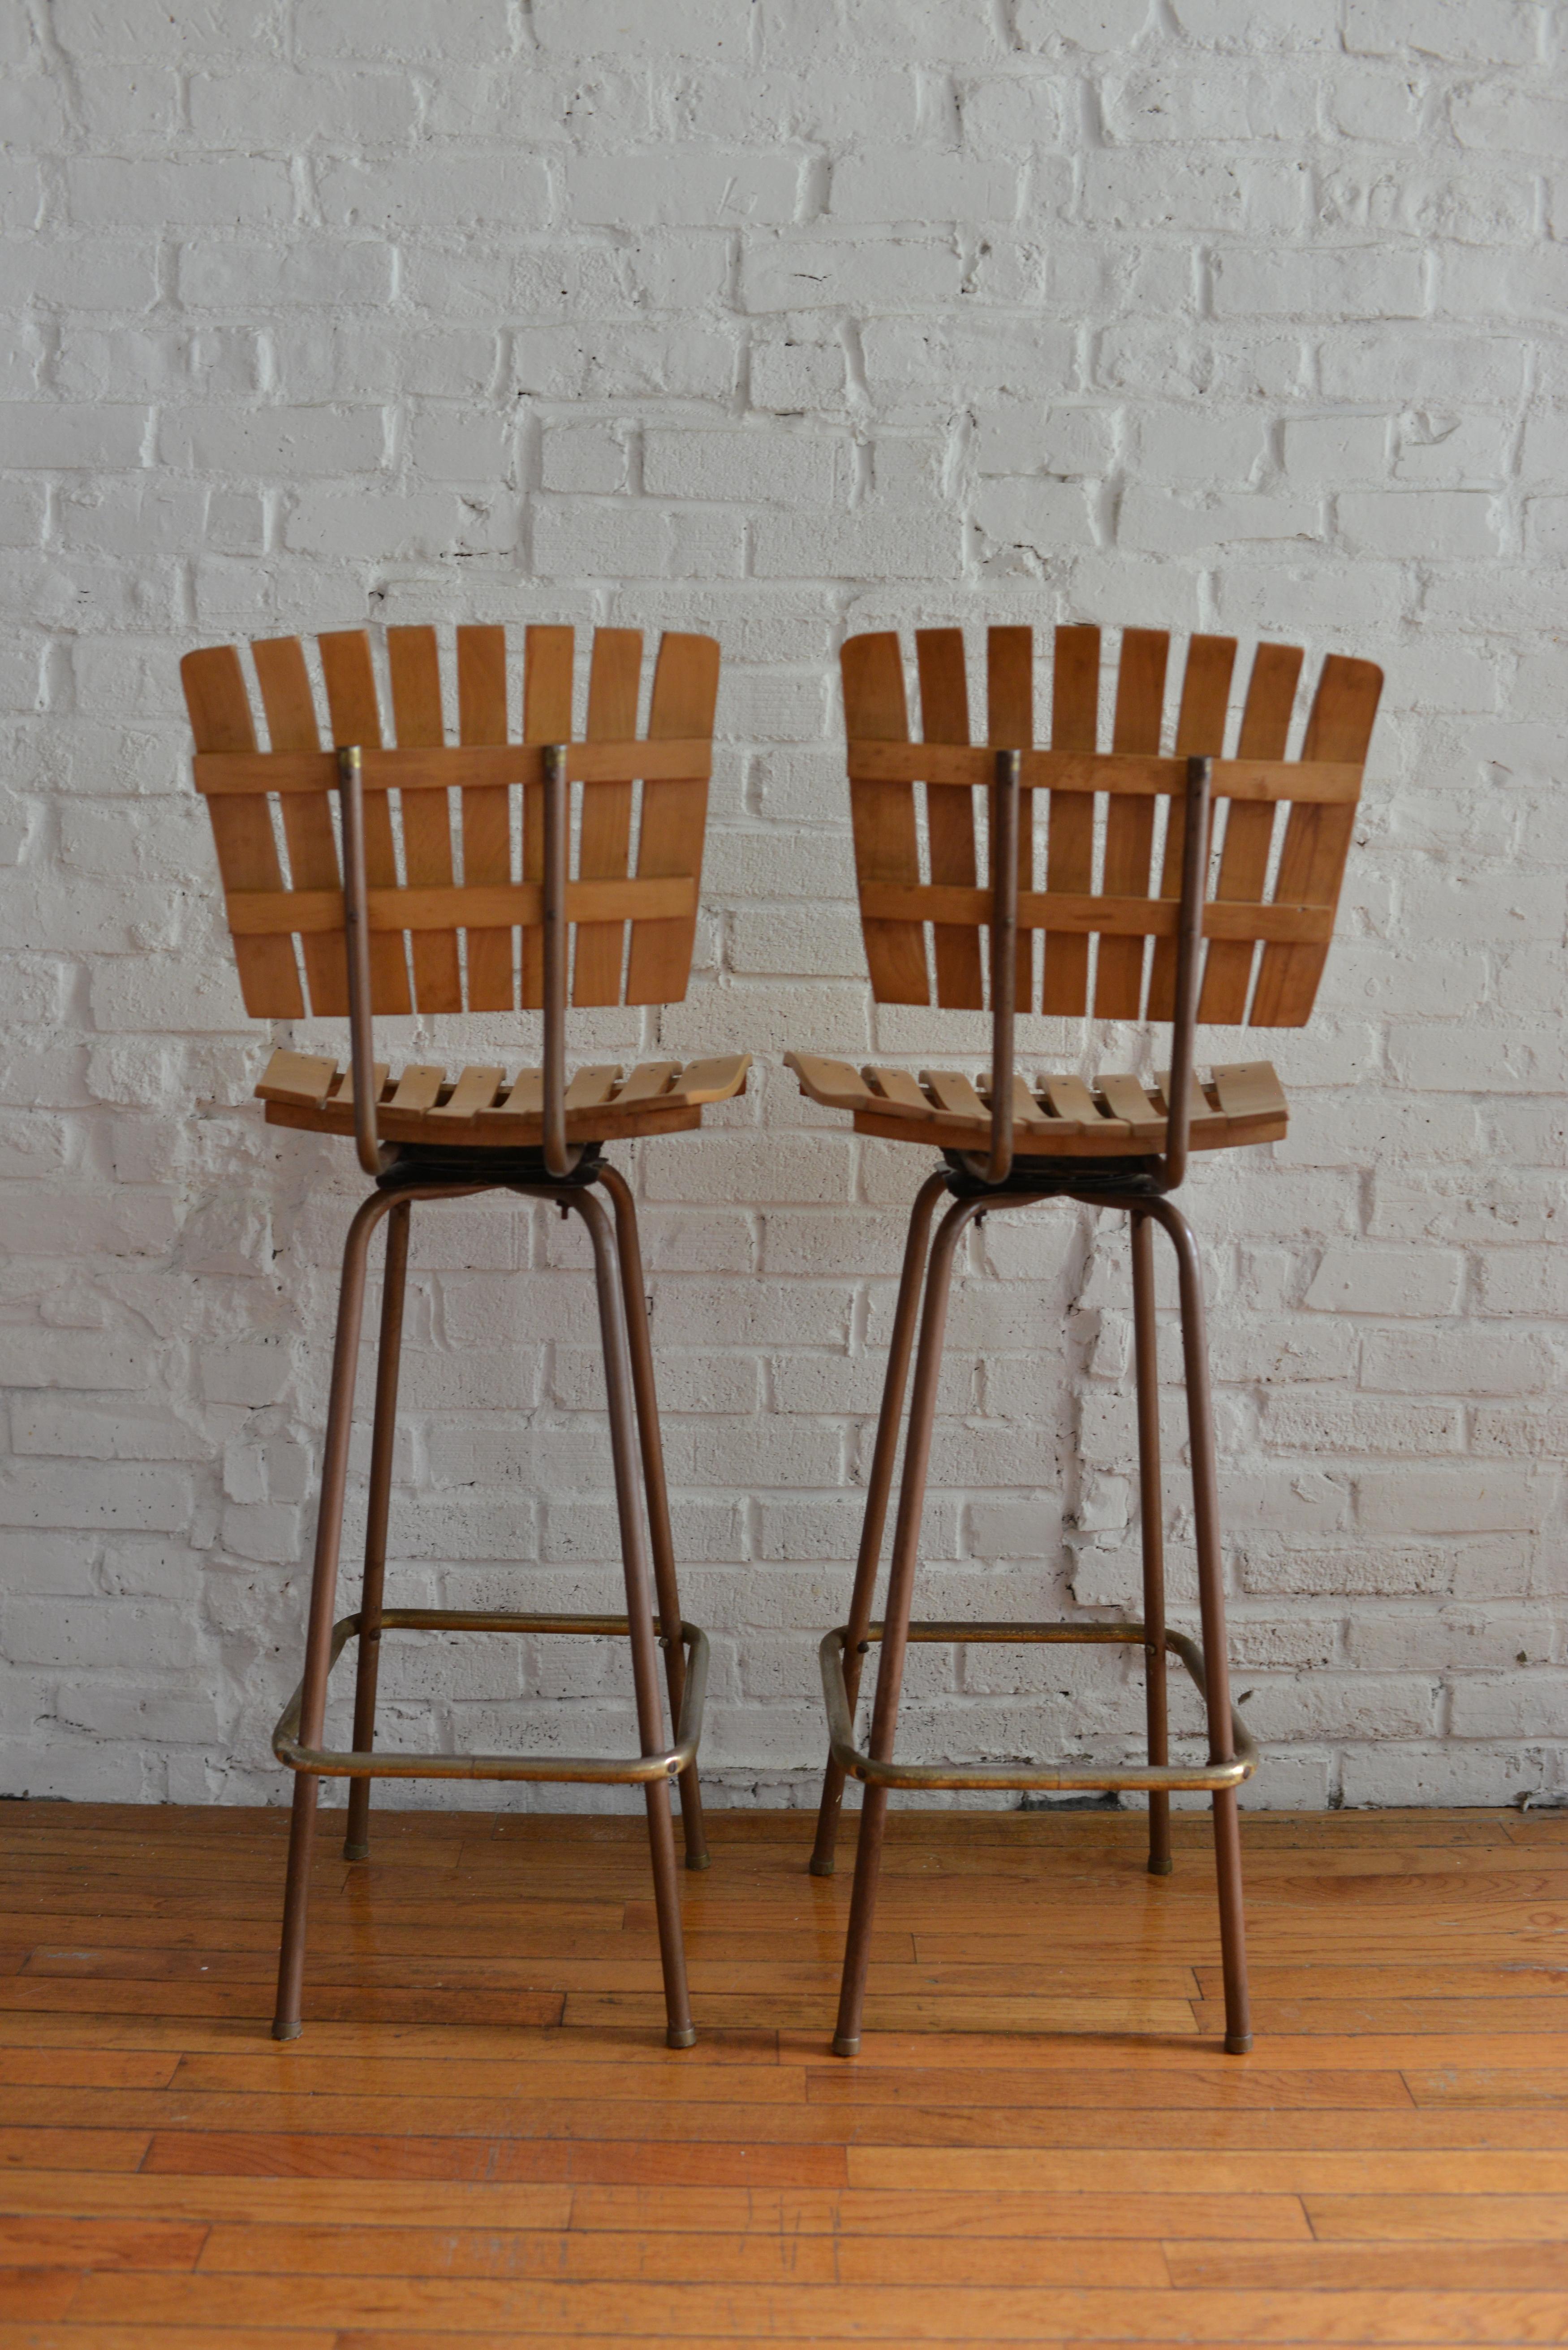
[275,1608,708,1784]
[820,1620,1256,1795]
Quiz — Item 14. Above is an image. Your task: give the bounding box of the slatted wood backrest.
[182,626,720,1019]
[842,626,1381,1030]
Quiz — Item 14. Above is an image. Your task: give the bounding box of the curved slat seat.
[786,1050,1284,1158]
[257,1048,751,1149]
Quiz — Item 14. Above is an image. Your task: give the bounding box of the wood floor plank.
[0,2329,335,2350]
[140,2132,849,2187]
[195,2220,1167,2287]
[801,2064,1413,2109]
[0,2215,207,2269]
[1308,2193,1568,2241]
[0,2130,149,2172]
[64,2271,1568,2338]
[4,1801,1558,2341]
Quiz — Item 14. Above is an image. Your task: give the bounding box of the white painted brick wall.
[0,0,1564,1818]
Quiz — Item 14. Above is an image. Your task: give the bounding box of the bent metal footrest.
[820,1619,1257,1794]
[276,1607,709,1786]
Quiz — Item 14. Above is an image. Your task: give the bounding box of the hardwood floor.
[1,1799,1565,2344]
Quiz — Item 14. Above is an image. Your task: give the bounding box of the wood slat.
[250,635,347,1015]
[855,884,1332,945]
[388,1065,446,1114]
[845,743,1362,803]
[864,1067,935,1116]
[226,876,697,939]
[1043,1073,1129,1133]
[563,1066,622,1110]
[625,632,720,1006]
[388,626,462,1013]
[1251,653,1383,1026]
[786,1054,875,1112]
[458,624,514,1012]
[669,1054,750,1106]
[987,625,1034,1009]
[574,629,642,1007]
[843,634,927,1005]
[196,740,714,796]
[520,625,574,1009]
[919,1070,988,1127]
[426,1067,505,1122]
[1094,627,1169,1019]
[614,1061,682,1104]
[316,630,411,1015]
[915,629,982,1010]
[1198,640,1303,1023]
[1146,631,1238,1021]
[181,647,303,1018]
[1095,1073,1166,1138]
[1041,623,1098,1015]
[254,1050,338,1107]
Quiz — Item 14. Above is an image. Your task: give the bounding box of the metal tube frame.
[274,744,703,2050]
[816,752,1253,2059]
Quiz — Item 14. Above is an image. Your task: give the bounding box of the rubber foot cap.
[1147,1856,1173,1877]
[808,1855,836,1879]
[684,1851,712,1873]
[271,2020,302,2043]
[343,1840,368,1862]
[666,2024,698,2051]
[1224,2033,1253,2056]
[831,2033,860,2059]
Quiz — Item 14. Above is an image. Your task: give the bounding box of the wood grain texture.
[181,646,303,1019]
[3,1801,1556,2346]
[842,632,927,1004]
[1042,622,1098,1015]
[250,635,348,1015]
[1094,626,1169,1019]
[1197,641,1303,1024]
[458,622,516,1012]
[1250,652,1383,1027]
[386,626,462,1013]
[573,628,642,1006]
[316,630,412,1015]
[625,631,720,1006]
[915,628,982,1010]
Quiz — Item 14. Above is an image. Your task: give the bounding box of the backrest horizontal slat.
[840,626,1381,1031]
[183,627,719,1017]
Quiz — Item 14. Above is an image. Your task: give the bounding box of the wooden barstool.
[791,623,1382,2057]
[182,623,748,2050]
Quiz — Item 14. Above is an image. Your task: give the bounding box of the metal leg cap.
[808,1854,836,1879]
[830,2033,861,2059]
[1224,2033,1253,2056]
[1147,1856,1173,1877]
[684,1849,712,1873]
[343,1839,369,1862]
[666,2024,698,2051]
[271,2019,303,2043]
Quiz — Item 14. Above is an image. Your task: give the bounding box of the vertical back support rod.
[1161,752,1211,1194]
[987,747,1021,1187]
[337,744,382,1180]
[1130,1209,1172,1878]
[541,742,574,1180]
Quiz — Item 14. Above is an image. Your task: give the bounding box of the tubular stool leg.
[1149,1196,1252,2056]
[1130,1210,1172,1879]
[833,1197,984,2057]
[810,1170,948,1879]
[599,1162,708,1875]
[344,1199,412,1863]
[575,1187,696,2049]
[273,1186,397,2042]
